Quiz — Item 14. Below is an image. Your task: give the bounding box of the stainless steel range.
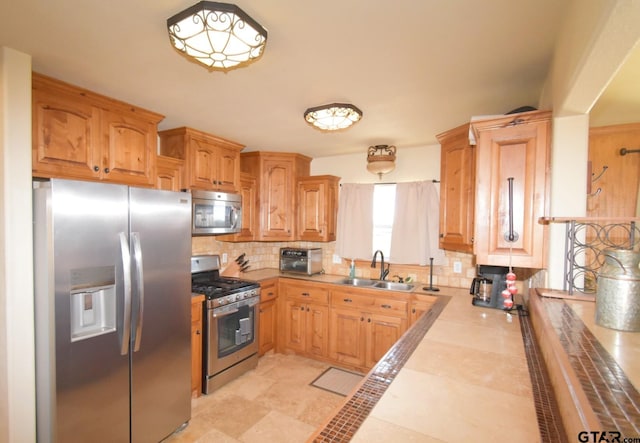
[191,255,260,394]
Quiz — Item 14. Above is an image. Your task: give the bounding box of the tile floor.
[164,353,348,443]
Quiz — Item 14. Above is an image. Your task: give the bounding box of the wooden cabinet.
[158,127,243,193]
[32,73,162,186]
[297,175,340,242]
[471,110,551,268]
[258,278,278,356]
[409,293,438,326]
[280,280,329,358]
[240,152,311,241]
[191,295,205,398]
[328,289,408,370]
[437,123,476,253]
[156,155,184,191]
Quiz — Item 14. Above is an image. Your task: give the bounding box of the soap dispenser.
[349,259,356,279]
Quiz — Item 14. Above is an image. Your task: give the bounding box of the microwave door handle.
[119,232,132,356]
[230,206,239,229]
[131,232,144,352]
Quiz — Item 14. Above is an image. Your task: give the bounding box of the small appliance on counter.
[470,265,510,309]
[280,247,323,275]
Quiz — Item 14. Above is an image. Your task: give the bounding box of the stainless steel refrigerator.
[33,179,193,443]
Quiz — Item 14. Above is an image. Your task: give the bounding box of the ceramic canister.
[595,248,640,332]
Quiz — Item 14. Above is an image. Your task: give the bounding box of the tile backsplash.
[192,237,477,289]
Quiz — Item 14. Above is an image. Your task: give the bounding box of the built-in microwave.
[191,190,242,235]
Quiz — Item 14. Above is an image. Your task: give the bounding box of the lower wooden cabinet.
[281,281,329,358]
[191,294,204,398]
[328,288,408,371]
[409,294,438,326]
[259,279,278,356]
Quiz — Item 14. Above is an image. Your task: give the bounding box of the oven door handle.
[213,308,239,318]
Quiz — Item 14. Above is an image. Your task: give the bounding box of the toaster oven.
[279,248,323,275]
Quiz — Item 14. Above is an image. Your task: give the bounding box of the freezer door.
[34,179,131,443]
[129,187,192,443]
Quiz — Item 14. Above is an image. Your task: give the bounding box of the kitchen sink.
[333,278,415,292]
[372,281,415,292]
[333,278,377,287]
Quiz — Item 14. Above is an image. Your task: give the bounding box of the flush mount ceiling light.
[167,1,267,71]
[367,145,396,179]
[303,103,363,131]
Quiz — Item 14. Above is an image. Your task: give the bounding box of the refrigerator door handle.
[132,232,145,352]
[119,232,132,356]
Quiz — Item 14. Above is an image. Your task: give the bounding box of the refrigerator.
[33,178,193,443]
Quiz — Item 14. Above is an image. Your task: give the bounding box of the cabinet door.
[473,112,550,268]
[437,123,475,252]
[366,313,406,368]
[297,176,340,242]
[32,88,101,180]
[100,109,157,186]
[261,158,295,240]
[214,145,241,193]
[329,307,366,367]
[284,298,306,353]
[259,299,277,356]
[306,304,329,358]
[190,298,203,398]
[156,156,184,191]
[409,300,434,326]
[235,173,257,240]
[188,137,218,190]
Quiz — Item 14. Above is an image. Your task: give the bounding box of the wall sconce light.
[367,145,396,179]
[167,1,268,71]
[303,103,363,131]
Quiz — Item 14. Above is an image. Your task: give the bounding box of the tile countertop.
[241,269,540,441]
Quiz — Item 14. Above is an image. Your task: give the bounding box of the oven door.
[205,298,259,377]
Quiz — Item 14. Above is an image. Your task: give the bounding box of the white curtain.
[390,181,445,265]
[335,183,374,260]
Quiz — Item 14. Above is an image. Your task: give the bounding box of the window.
[372,184,395,258]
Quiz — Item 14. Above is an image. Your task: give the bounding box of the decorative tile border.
[518,309,569,442]
[312,295,451,442]
[540,297,640,436]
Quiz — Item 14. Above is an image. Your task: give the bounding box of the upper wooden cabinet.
[158,127,244,193]
[240,152,311,241]
[217,172,257,242]
[471,110,551,268]
[156,155,184,191]
[297,175,340,242]
[32,73,163,186]
[436,123,475,253]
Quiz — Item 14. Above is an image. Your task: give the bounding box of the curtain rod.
[340,179,440,186]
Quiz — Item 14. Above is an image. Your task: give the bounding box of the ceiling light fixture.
[367,145,396,179]
[303,103,363,131]
[167,1,267,71]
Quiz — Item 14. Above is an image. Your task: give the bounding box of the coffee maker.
[470,265,510,309]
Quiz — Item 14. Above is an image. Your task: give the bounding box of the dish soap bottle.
[349,259,356,279]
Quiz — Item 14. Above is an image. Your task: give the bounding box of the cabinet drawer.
[283,284,329,304]
[331,292,407,316]
[260,280,278,303]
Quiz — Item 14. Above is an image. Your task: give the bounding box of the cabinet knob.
[360,317,364,321]
[267,292,274,297]
[439,233,444,238]
[367,318,371,323]
[306,307,310,312]
[300,306,305,311]
[93,165,100,172]
[104,167,110,173]
[412,308,416,313]
[196,330,201,335]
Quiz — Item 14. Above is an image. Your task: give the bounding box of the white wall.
[540,0,640,289]
[0,47,36,442]
[311,144,441,183]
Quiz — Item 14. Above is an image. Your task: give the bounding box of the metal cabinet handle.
[301,292,310,297]
[343,298,352,303]
[267,292,274,297]
[93,165,100,172]
[504,177,519,242]
[381,304,392,309]
[104,167,110,173]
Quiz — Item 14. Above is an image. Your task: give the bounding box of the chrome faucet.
[371,250,389,280]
